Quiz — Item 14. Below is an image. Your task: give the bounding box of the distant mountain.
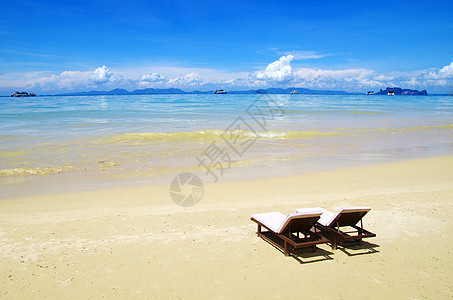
[54,87,359,96]
[254,87,354,95]
[376,87,428,95]
[55,89,129,96]
[108,88,130,95]
[129,88,188,94]
[56,88,188,96]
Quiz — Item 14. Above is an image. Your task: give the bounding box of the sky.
[1,0,452,95]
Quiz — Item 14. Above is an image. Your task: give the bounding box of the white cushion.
[295,207,324,215]
[296,207,371,227]
[252,209,323,233]
[296,207,333,226]
[251,212,286,233]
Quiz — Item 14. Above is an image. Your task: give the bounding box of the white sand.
[1,155,453,299]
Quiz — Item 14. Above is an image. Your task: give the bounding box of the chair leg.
[284,240,289,256]
[257,224,261,237]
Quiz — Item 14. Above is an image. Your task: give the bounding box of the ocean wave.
[103,129,353,143]
[369,124,453,134]
[0,151,24,158]
[2,124,451,177]
[284,109,386,115]
[405,124,453,131]
[0,166,74,176]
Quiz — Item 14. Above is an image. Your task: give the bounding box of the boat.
[11,91,36,97]
[366,91,375,95]
[290,90,300,94]
[388,90,394,96]
[214,89,228,94]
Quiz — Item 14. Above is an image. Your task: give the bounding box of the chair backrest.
[279,213,321,234]
[329,208,370,227]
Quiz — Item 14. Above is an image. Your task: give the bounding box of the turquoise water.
[0,94,452,187]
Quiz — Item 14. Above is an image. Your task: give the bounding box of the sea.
[1,94,452,198]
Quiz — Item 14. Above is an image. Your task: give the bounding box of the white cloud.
[254,55,294,82]
[236,55,382,90]
[399,62,453,90]
[295,68,373,81]
[32,70,91,91]
[137,72,168,87]
[168,72,202,87]
[438,62,453,78]
[135,71,203,89]
[292,68,381,90]
[90,65,112,84]
[284,50,330,60]
[4,56,452,95]
[29,66,125,92]
[246,56,452,92]
[373,74,395,81]
[139,72,168,83]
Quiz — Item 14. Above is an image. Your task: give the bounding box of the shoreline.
[2,152,452,201]
[1,155,452,298]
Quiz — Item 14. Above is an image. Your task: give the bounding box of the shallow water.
[0,94,452,197]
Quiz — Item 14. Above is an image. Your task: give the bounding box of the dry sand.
[1,155,453,299]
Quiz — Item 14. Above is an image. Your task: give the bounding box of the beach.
[2,0,453,297]
[1,155,452,299]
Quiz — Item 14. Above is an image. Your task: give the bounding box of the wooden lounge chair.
[251,210,329,256]
[296,207,376,249]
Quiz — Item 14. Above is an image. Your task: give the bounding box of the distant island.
[12,87,432,97]
[51,87,358,96]
[375,87,428,96]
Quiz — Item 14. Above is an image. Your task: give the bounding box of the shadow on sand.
[259,234,380,263]
[336,240,380,256]
[260,233,334,264]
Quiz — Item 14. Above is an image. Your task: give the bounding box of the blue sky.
[1,0,452,94]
